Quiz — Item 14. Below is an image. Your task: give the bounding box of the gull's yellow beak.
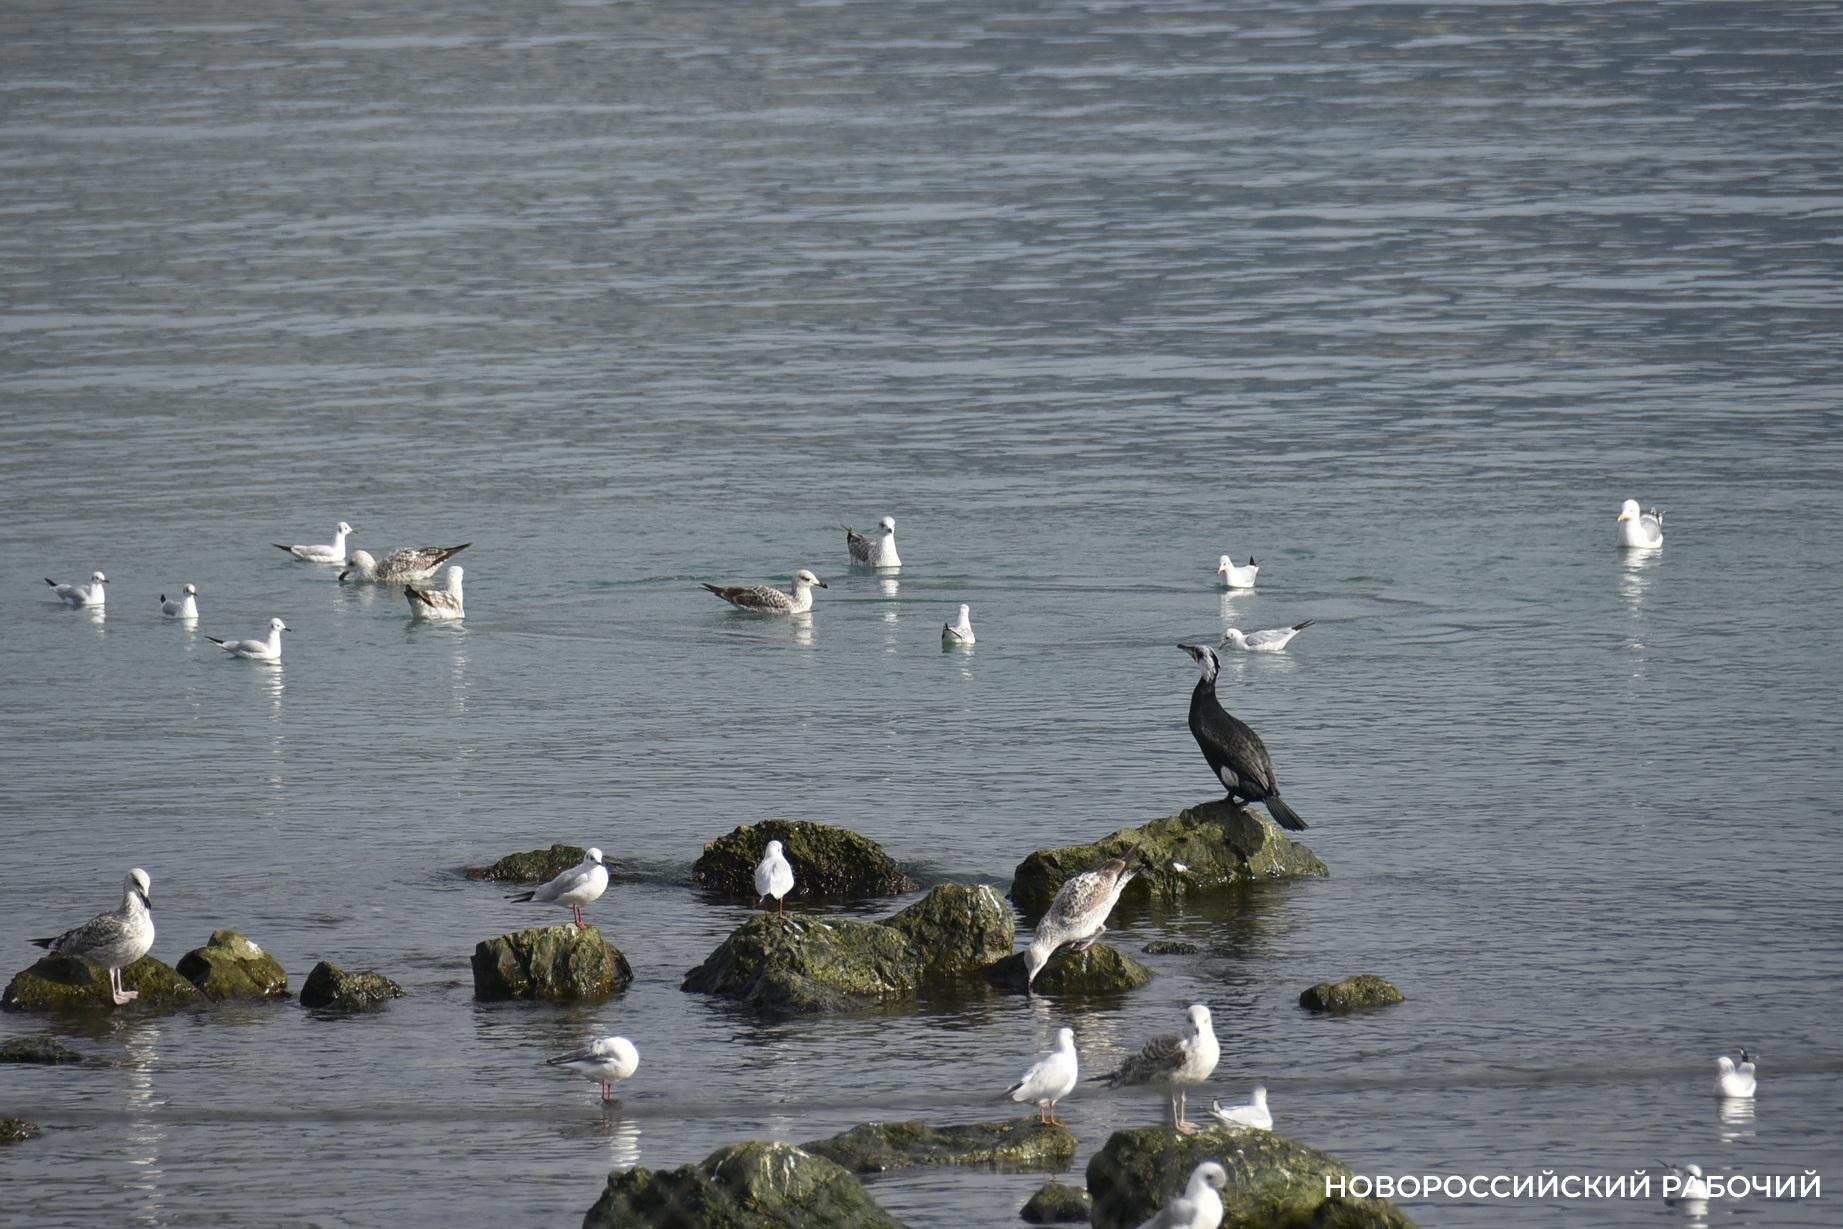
[1616,512,1631,522]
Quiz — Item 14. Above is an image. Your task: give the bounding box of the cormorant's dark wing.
[1190,689,1278,795]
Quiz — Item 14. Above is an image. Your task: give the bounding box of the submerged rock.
[1020,1180,1091,1223]
[1,1117,39,1145]
[1086,1124,1415,1229]
[1009,800,1326,917]
[2,954,201,1013]
[177,930,289,1002]
[803,1118,1076,1173]
[465,843,587,884]
[984,942,1152,996]
[299,961,402,1012]
[694,820,916,902]
[583,1139,904,1229]
[1141,940,1201,956]
[471,925,632,1001]
[0,1036,83,1065]
[1300,974,1405,1013]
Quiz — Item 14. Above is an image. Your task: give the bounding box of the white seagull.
[1134,1160,1228,1229]
[1659,1160,1709,1205]
[207,617,289,661]
[1215,553,1258,589]
[754,840,795,915]
[1715,1051,1756,1099]
[1096,1004,1221,1134]
[160,584,199,618]
[702,569,827,615]
[507,848,608,929]
[46,572,108,607]
[273,521,354,563]
[405,566,465,620]
[341,544,470,584]
[1616,499,1664,550]
[1006,1027,1079,1126]
[1219,620,1312,653]
[845,516,901,567]
[1210,1085,1272,1130]
[943,604,975,645]
[31,868,155,1006]
[548,1036,639,1103]
[1023,853,1143,991]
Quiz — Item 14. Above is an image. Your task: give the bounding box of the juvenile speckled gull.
[1006,1027,1078,1125]
[548,1036,639,1103]
[1023,853,1142,990]
[273,521,354,563]
[702,569,827,615]
[160,584,198,618]
[1134,1161,1228,1229]
[754,840,795,914]
[1215,553,1258,589]
[341,543,470,583]
[508,848,608,929]
[1209,1085,1272,1130]
[405,566,464,620]
[1095,1004,1220,1134]
[45,572,108,607]
[1616,498,1664,550]
[208,617,289,661]
[844,516,901,567]
[943,604,975,645]
[1715,1051,1756,1099]
[31,868,154,1006]
[1219,620,1312,653]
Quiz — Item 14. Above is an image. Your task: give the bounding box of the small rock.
[1,1117,39,1145]
[882,884,1015,983]
[465,843,588,883]
[1020,1180,1091,1223]
[1299,974,1405,1013]
[471,925,633,1002]
[583,1139,903,1229]
[0,1036,83,1065]
[177,930,289,1002]
[803,1118,1076,1173]
[1141,941,1201,956]
[299,961,403,1012]
[694,820,916,901]
[2,954,202,1013]
[984,942,1152,996]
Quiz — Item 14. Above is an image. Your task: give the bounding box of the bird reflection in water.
[1718,1097,1756,1142]
[119,1019,168,1220]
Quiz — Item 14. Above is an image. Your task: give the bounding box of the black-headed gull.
[507,848,608,929]
[548,1036,639,1103]
[208,618,289,661]
[31,868,154,1007]
[46,572,108,607]
[753,840,794,914]
[160,584,199,618]
[1006,1027,1078,1125]
[1215,553,1257,589]
[273,521,354,563]
[1715,1050,1756,1099]
[942,604,975,645]
[1218,620,1312,653]
[1209,1084,1271,1130]
[1134,1160,1228,1229]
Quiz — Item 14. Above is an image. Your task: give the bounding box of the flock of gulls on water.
[32,498,1704,1226]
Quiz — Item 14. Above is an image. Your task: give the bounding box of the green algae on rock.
[802,1118,1076,1173]
[464,843,588,884]
[694,820,917,902]
[1300,974,1405,1013]
[984,942,1152,996]
[882,884,1014,983]
[299,961,403,1012]
[583,1140,905,1229]
[471,924,632,1001]
[1,1117,39,1145]
[0,1036,83,1064]
[176,930,289,1001]
[1020,1180,1091,1223]
[2,954,202,1014]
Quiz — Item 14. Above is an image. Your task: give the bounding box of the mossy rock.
[177,930,289,1001]
[1141,941,1201,956]
[694,820,916,902]
[584,1139,904,1229]
[1009,801,1326,917]
[1,1117,39,1145]
[1086,1125,1415,1229]
[471,925,632,1002]
[465,843,587,883]
[299,961,403,1012]
[682,914,919,1014]
[2,954,202,1014]
[1300,975,1404,1013]
[0,1036,83,1064]
[1020,1180,1091,1223]
[882,884,1014,982]
[984,943,1152,996]
[802,1118,1075,1173]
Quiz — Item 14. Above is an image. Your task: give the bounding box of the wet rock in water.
[471,925,632,1001]
[0,1036,84,1064]
[1300,974,1405,1013]
[464,843,587,883]
[176,930,289,1001]
[882,884,1015,983]
[694,820,916,901]
[1086,1125,1416,1229]
[984,942,1152,996]
[803,1118,1076,1173]
[2,954,202,1013]
[1020,1180,1091,1223]
[1,1117,39,1145]
[299,961,403,1012]
[1009,800,1326,917]
[583,1139,904,1229]
[1141,940,1201,956]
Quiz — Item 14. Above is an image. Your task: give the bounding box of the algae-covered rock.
[176,930,289,1001]
[1300,974,1404,1013]
[583,1139,904,1229]
[984,943,1152,996]
[2,954,202,1014]
[1010,801,1326,917]
[1,1117,39,1145]
[682,914,919,1014]
[803,1118,1075,1173]
[0,1036,83,1064]
[1086,1125,1415,1229]
[1020,1180,1091,1223]
[299,961,403,1012]
[471,925,632,1002]
[465,843,587,883]
[882,884,1014,982]
[1141,940,1201,956]
[694,820,916,901]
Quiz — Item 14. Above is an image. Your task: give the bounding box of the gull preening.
[405,566,465,620]
[1095,1004,1220,1134]
[341,544,470,584]
[273,521,354,564]
[46,572,108,607]
[943,604,975,645]
[1215,553,1258,589]
[1210,1085,1272,1130]
[845,516,901,567]
[1616,499,1664,550]
[1219,620,1312,653]
[508,848,608,929]
[1134,1160,1228,1229]
[702,569,827,615]
[1715,1050,1756,1099]
[1006,1026,1078,1125]
[208,617,289,661]
[754,839,795,914]
[160,584,199,618]
[548,1036,639,1103]
[1180,645,1306,831]
[31,868,154,1006]
[1023,853,1142,991]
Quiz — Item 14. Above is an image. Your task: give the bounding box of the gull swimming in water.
[844,516,901,567]
[1659,1161,1709,1205]
[943,604,975,645]
[754,840,795,914]
[273,521,354,563]
[1210,1085,1272,1130]
[208,617,289,661]
[31,868,155,1006]
[1219,620,1312,653]
[46,572,108,607]
[160,584,198,618]
[341,544,470,583]
[548,1036,639,1103]
[1179,644,1306,830]
[1616,499,1664,550]
[405,566,464,620]
[508,848,608,929]
[1095,1004,1220,1134]
[1215,553,1258,589]
[702,569,827,615]
[1715,1050,1756,1099]
[1023,853,1143,991]
[1006,1027,1078,1125]
[1134,1160,1228,1229]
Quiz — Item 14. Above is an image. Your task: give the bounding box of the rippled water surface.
[3,1,1841,1225]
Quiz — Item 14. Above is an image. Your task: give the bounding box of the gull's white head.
[1684,1164,1703,1179]
[1188,1003,1213,1032]
[793,569,826,589]
[1055,1026,1075,1049]
[1716,1056,1735,1074]
[91,571,109,584]
[124,867,152,908]
[349,549,376,569]
[1192,1161,1228,1191]
[1250,1084,1268,1105]
[269,618,289,633]
[1216,554,1233,574]
[763,839,785,858]
[183,583,197,596]
[586,848,605,865]
[1179,643,1220,682]
[1617,498,1642,523]
[1220,628,1245,646]
[957,603,971,620]
[878,516,896,534]
[336,521,354,535]
[447,566,465,585]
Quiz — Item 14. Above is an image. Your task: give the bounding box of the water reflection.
[559,1108,641,1173]
[1619,550,1659,618]
[118,1018,167,1226]
[1717,1098,1756,1142]
[877,577,899,600]
[791,614,815,647]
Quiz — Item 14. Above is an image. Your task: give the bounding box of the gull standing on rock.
[1715,1051,1756,1099]
[160,584,198,618]
[45,572,108,607]
[1006,1027,1079,1125]
[754,840,795,915]
[702,569,827,615]
[1219,620,1311,653]
[507,848,608,929]
[208,617,289,661]
[1210,1085,1272,1130]
[405,566,465,620]
[1095,1004,1220,1134]
[942,604,975,645]
[341,544,470,583]
[1134,1161,1228,1229]
[30,868,155,1006]
[1616,499,1664,550]
[1179,644,1306,831]
[548,1036,639,1103]
[1023,854,1143,991]
[844,516,901,567]
[273,521,354,563]
[1215,553,1258,589]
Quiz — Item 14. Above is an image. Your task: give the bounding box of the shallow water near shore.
[3,0,1842,1225]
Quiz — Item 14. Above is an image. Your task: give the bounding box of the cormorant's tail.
[1264,794,1308,831]
[506,891,536,903]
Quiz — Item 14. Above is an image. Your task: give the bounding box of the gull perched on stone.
[405,566,465,620]
[754,840,795,914]
[208,617,289,661]
[160,584,199,618]
[1023,853,1143,991]
[942,604,975,645]
[31,868,155,1006]
[702,569,827,615]
[1006,1027,1079,1125]
[548,1036,639,1103]
[1095,1004,1220,1134]
[507,848,608,929]
[1210,1085,1272,1130]
[1215,553,1258,589]
[1616,498,1664,550]
[46,572,108,607]
[1134,1160,1228,1229]
[273,521,354,563]
[844,516,901,567]
[342,543,470,583]
[1219,620,1311,653]
[1715,1050,1756,1099]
